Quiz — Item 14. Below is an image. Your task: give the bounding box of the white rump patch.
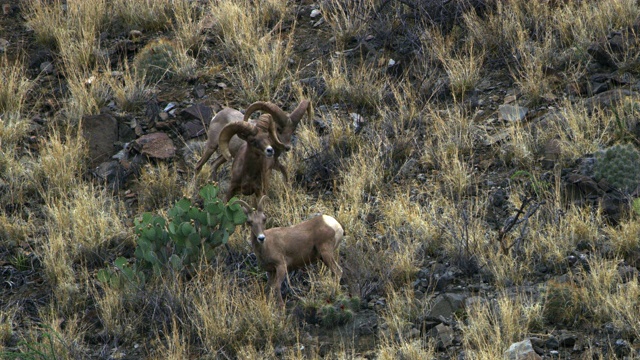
[322,215,344,245]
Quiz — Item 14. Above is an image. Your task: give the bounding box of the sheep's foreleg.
[273,159,289,182]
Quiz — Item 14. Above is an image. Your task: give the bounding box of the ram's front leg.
[272,159,289,182]
[272,264,287,307]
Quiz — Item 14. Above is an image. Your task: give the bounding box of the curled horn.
[218,122,257,161]
[267,117,286,150]
[244,101,289,127]
[232,198,253,213]
[289,100,312,126]
[257,195,269,212]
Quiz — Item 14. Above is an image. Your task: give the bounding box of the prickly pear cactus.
[133,184,246,275]
[593,143,640,193]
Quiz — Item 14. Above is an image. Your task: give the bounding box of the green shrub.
[97,256,146,289]
[132,38,181,83]
[133,184,246,275]
[593,143,640,193]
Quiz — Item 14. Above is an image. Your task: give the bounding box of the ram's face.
[248,131,275,158]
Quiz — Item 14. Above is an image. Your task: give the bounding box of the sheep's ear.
[236,127,258,141]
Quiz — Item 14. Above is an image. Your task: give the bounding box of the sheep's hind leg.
[194,145,217,175]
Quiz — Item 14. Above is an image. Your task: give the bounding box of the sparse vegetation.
[3,0,640,358]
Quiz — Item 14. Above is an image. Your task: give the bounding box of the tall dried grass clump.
[461,292,544,359]
[110,0,173,32]
[192,269,292,356]
[208,0,292,101]
[23,0,65,47]
[424,27,484,100]
[322,56,388,109]
[0,56,34,118]
[582,258,640,338]
[137,163,185,211]
[320,0,376,48]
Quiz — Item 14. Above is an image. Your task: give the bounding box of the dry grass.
[322,55,388,109]
[0,56,34,118]
[208,0,291,101]
[110,0,173,32]
[426,26,485,100]
[320,0,376,48]
[5,0,640,358]
[461,292,544,359]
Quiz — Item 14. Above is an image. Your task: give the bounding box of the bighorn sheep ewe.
[234,196,344,306]
[195,100,312,182]
[218,114,284,203]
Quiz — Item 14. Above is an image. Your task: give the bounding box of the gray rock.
[429,324,453,350]
[182,103,214,124]
[614,339,631,357]
[133,132,176,159]
[545,336,559,349]
[92,160,126,190]
[428,293,467,320]
[0,38,8,52]
[499,104,528,122]
[558,332,577,347]
[504,339,541,360]
[81,113,119,167]
[181,120,206,139]
[39,61,54,74]
[584,89,640,112]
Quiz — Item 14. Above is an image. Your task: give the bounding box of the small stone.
[194,85,206,99]
[40,61,54,74]
[558,332,577,347]
[407,328,421,339]
[504,339,541,360]
[129,30,142,41]
[429,324,453,350]
[0,38,10,52]
[350,113,365,133]
[499,104,528,122]
[310,9,321,18]
[504,94,517,104]
[163,102,177,112]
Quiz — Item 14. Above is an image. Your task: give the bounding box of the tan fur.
[194,100,312,182]
[235,197,344,306]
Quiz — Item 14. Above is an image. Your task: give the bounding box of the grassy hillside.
[1,0,640,358]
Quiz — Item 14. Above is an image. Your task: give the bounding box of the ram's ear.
[236,127,258,141]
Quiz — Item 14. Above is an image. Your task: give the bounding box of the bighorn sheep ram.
[216,113,284,203]
[194,100,312,182]
[234,196,344,306]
